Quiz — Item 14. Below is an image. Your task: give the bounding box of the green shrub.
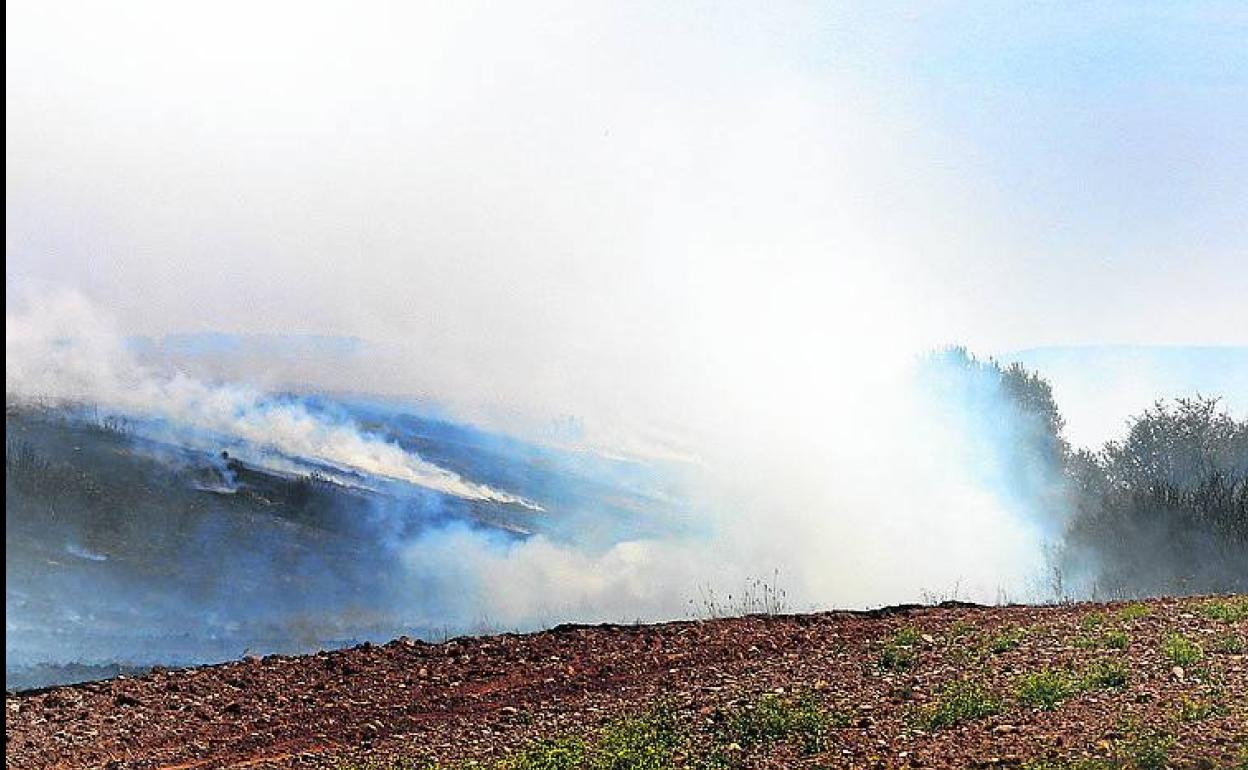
[879,644,917,672]
[891,626,923,647]
[447,707,684,770]
[1121,731,1173,770]
[1072,634,1100,650]
[878,626,923,671]
[591,709,684,770]
[1020,759,1117,770]
[337,759,439,770]
[948,620,979,639]
[1101,630,1130,650]
[1080,612,1107,631]
[1175,696,1225,723]
[497,737,590,770]
[1211,632,1246,654]
[1019,731,1179,770]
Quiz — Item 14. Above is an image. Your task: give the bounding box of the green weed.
[989,625,1026,653]
[920,680,1002,729]
[1082,659,1129,690]
[1160,633,1203,666]
[1115,604,1151,622]
[1016,668,1081,710]
[1198,597,1248,623]
[716,692,838,755]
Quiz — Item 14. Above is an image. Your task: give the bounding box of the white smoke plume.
[8,287,1060,635]
[6,289,538,507]
[7,1,1245,684]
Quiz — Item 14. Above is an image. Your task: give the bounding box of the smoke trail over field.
[7,290,1066,648]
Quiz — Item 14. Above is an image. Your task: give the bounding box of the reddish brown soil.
[6,596,1246,769]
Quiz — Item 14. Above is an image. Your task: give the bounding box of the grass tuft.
[1079,612,1108,631]
[1101,630,1130,650]
[1210,632,1245,654]
[1121,731,1173,770]
[878,626,923,672]
[1174,696,1225,723]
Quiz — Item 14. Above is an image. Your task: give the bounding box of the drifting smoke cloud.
[7,2,1246,686]
[8,288,1065,643]
[5,290,537,507]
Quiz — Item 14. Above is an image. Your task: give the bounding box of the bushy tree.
[1062,396,1248,595]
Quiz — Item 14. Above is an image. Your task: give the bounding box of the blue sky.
[823,3,1248,342]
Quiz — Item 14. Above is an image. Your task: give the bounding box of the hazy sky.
[7,1,1247,438]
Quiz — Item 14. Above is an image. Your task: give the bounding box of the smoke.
[6,289,537,507]
[7,2,1245,687]
[7,288,1067,645]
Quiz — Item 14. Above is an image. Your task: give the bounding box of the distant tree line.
[931,348,1247,597]
[1062,396,1247,595]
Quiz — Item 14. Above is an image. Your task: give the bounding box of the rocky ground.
[7,596,1246,769]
